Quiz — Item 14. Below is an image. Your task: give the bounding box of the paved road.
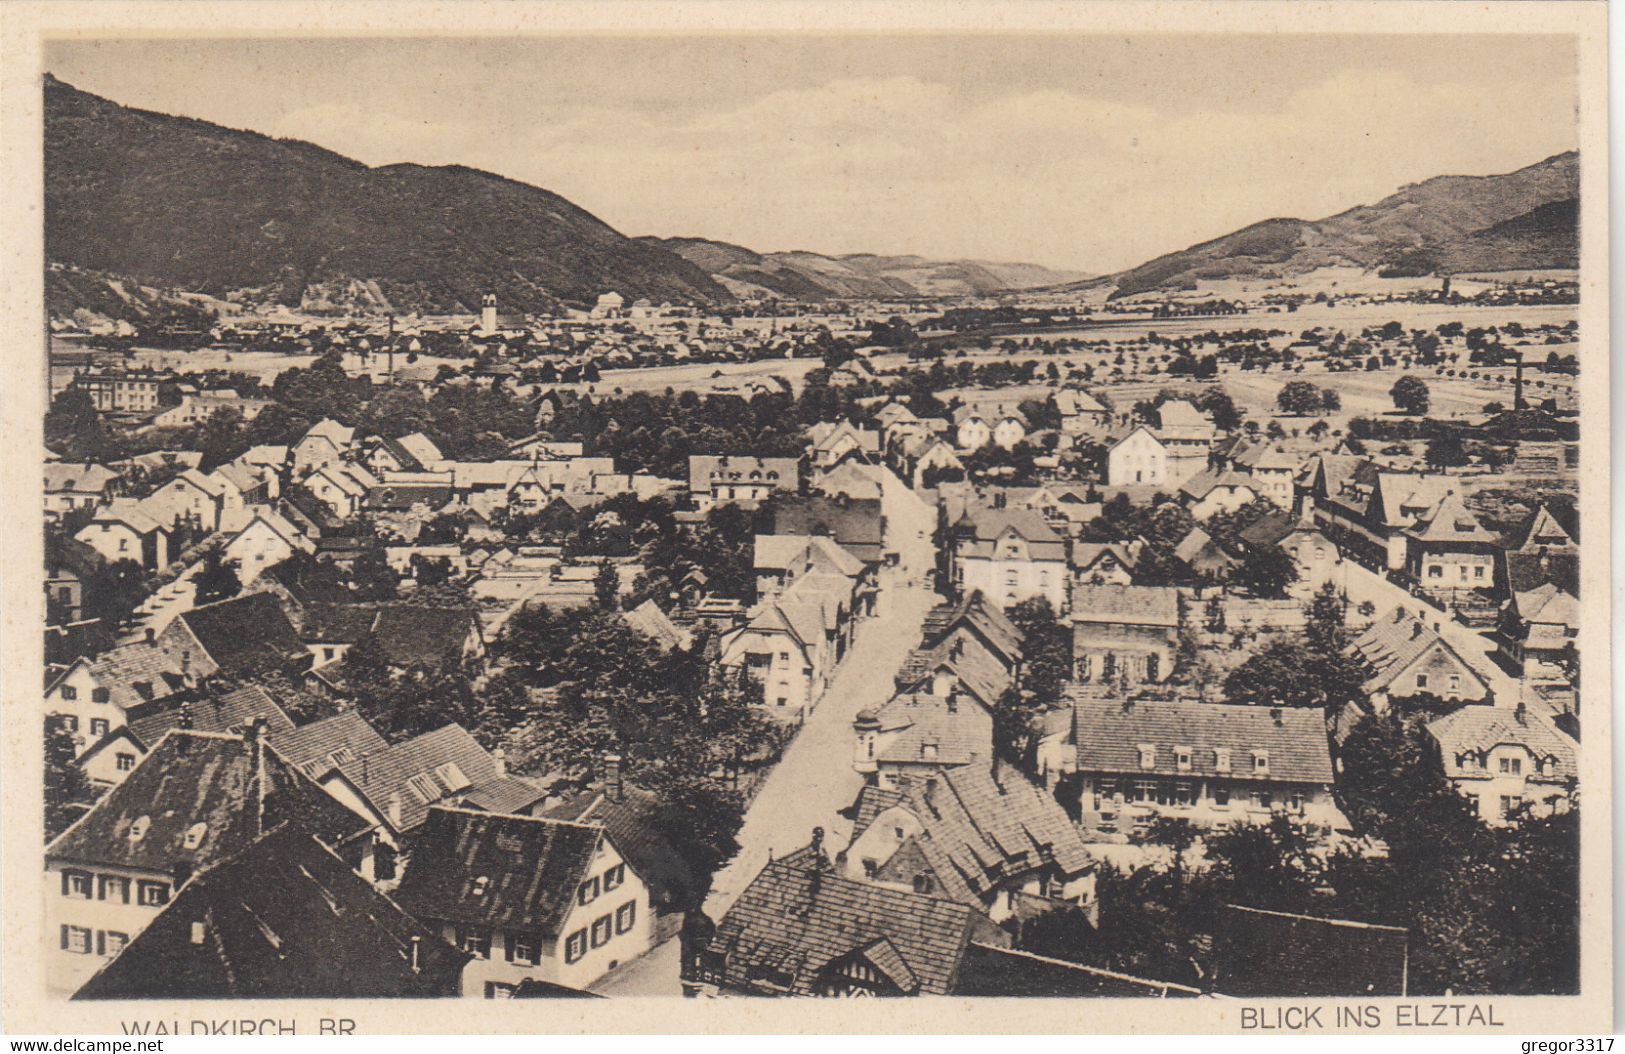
[593,565,939,996]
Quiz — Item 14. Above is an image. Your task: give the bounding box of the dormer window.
[1253,752,1269,775]
[1175,746,1192,772]
[1215,748,1231,773]
[471,876,490,897]
[128,815,151,843]
[1138,745,1156,770]
[183,822,208,851]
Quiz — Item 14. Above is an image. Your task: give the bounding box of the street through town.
[592,564,939,995]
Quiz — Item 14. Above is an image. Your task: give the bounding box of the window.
[615,901,637,935]
[578,876,600,905]
[61,925,93,954]
[97,875,129,903]
[458,928,491,959]
[1173,782,1195,807]
[1214,749,1231,773]
[405,773,441,803]
[591,915,613,948]
[1137,745,1156,770]
[603,864,626,892]
[89,718,109,737]
[1175,747,1192,772]
[434,762,471,793]
[137,881,170,907]
[1499,795,1521,819]
[1132,780,1157,803]
[62,870,92,899]
[1213,786,1230,808]
[99,931,128,958]
[60,685,78,701]
[1428,565,1442,578]
[1499,757,1522,776]
[61,715,78,733]
[1252,752,1269,775]
[509,933,542,965]
[128,815,150,843]
[116,753,135,772]
[183,822,208,851]
[92,688,110,704]
[1415,674,1429,690]
[1097,779,1119,802]
[1448,675,1462,693]
[912,874,934,895]
[862,858,878,878]
[778,651,790,664]
[1474,566,1485,579]
[1290,792,1305,813]
[1252,790,1274,810]
[484,982,517,999]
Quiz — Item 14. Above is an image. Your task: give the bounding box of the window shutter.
[60,925,69,950]
[97,931,105,957]
[503,933,514,963]
[60,872,69,897]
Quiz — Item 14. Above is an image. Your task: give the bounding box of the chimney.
[492,748,507,779]
[1410,622,1423,640]
[605,754,624,803]
[1514,701,1528,725]
[1270,707,1283,726]
[387,793,403,829]
[361,754,370,784]
[191,921,207,946]
[1393,607,1406,624]
[145,627,156,643]
[946,692,958,714]
[409,935,423,973]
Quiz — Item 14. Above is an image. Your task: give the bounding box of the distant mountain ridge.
[45,76,1087,319]
[637,236,1089,300]
[44,75,733,316]
[1099,152,1579,299]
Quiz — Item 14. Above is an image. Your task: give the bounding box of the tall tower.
[481,293,498,337]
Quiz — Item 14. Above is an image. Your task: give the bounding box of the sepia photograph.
[1,0,1610,1036]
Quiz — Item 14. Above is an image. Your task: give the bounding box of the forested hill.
[44,75,732,315]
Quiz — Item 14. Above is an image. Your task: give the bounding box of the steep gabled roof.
[543,785,703,913]
[1072,584,1179,627]
[704,851,1002,995]
[48,730,370,873]
[331,723,504,834]
[1514,503,1576,552]
[1350,607,1488,696]
[1405,491,1495,545]
[173,592,303,675]
[1427,705,1577,781]
[125,686,295,748]
[266,711,390,781]
[74,825,466,999]
[392,806,605,936]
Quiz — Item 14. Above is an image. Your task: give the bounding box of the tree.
[1425,435,1469,468]
[193,548,242,606]
[1390,375,1431,415]
[45,715,96,840]
[594,560,620,610]
[1223,635,1365,712]
[1304,582,1349,654]
[1276,380,1325,416]
[1235,544,1296,598]
[1319,387,1341,412]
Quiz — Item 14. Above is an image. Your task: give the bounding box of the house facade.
[1071,585,1179,685]
[948,507,1068,613]
[1426,705,1576,826]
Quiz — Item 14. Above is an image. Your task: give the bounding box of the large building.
[947,506,1068,613]
[1071,584,1180,685]
[1038,694,1343,838]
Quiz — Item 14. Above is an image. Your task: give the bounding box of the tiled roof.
[921,591,1025,665]
[45,462,120,495]
[1405,491,1495,545]
[1071,541,1137,573]
[621,600,693,651]
[74,824,466,999]
[895,634,1012,710]
[1512,582,1579,628]
[544,786,704,912]
[1213,904,1408,998]
[1178,468,1257,501]
[1071,584,1179,628]
[953,507,1066,562]
[81,640,189,711]
[125,687,295,747]
[1504,549,1580,596]
[1067,694,1334,784]
[1427,706,1576,781]
[300,603,477,668]
[332,723,504,834]
[48,730,371,873]
[688,455,800,494]
[365,484,454,512]
[1238,512,1298,550]
[266,711,390,781]
[174,592,303,675]
[1349,607,1487,696]
[392,807,604,936]
[769,495,885,564]
[1514,503,1576,551]
[459,775,550,815]
[871,693,990,768]
[852,765,1093,906]
[812,462,885,502]
[704,852,1001,995]
[1053,389,1108,415]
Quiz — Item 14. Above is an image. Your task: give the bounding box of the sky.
[45,35,1579,273]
